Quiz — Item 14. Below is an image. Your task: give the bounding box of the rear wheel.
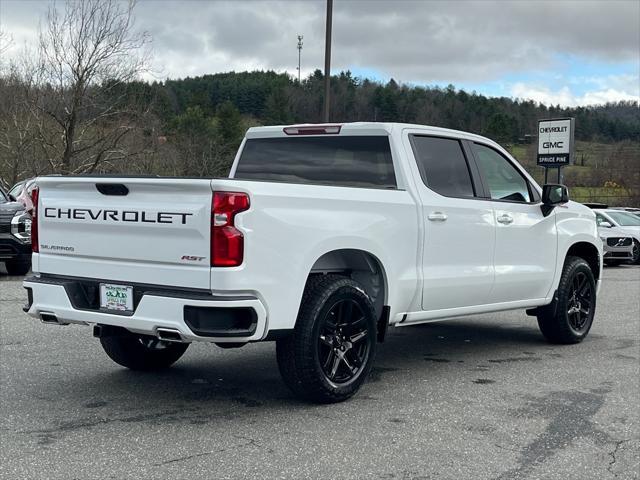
[5,258,31,276]
[276,275,377,403]
[537,256,596,344]
[100,329,189,370]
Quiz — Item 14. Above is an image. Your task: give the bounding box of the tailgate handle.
[96,183,129,196]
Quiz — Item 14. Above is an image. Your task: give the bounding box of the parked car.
[594,209,640,264]
[9,178,37,215]
[0,185,32,275]
[23,122,602,403]
[598,226,634,266]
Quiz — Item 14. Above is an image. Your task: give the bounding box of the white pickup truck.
[24,123,602,403]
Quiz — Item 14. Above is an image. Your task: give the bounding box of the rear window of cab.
[235,136,397,189]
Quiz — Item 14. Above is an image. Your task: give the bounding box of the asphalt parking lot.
[1,265,638,480]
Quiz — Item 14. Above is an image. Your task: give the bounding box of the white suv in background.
[595,209,640,264]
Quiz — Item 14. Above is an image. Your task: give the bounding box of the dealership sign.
[537,118,575,166]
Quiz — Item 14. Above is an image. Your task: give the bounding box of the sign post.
[537,118,575,184]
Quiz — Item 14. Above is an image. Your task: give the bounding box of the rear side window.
[235,136,396,189]
[410,136,475,198]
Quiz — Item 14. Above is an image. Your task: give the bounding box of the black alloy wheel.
[276,274,378,403]
[318,298,372,386]
[566,271,593,334]
[537,256,596,344]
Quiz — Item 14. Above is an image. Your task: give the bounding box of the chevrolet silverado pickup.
[23,123,602,403]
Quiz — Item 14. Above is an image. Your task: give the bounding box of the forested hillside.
[156,70,639,144]
[1,0,638,204]
[1,69,639,203]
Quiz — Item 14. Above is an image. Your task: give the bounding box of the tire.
[100,330,189,371]
[4,259,31,276]
[631,240,640,265]
[537,256,596,344]
[276,274,377,403]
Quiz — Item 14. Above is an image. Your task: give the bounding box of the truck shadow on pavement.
[70,317,575,410]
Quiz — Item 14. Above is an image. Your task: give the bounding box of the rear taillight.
[31,187,39,253]
[211,192,250,267]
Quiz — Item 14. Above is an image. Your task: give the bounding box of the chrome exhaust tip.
[156,328,184,343]
[40,312,65,325]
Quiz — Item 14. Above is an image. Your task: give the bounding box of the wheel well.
[309,249,387,319]
[566,242,600,280]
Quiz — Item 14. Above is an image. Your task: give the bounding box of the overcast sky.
[1,0,638,107]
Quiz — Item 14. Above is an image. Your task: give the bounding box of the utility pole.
[296,35,303,83]
[323,0,333,123]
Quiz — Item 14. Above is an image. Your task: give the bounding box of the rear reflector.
[31,187,39,253]
[283,125,341,135]
[211,192,250,267]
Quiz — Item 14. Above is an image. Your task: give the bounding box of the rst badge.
[181,255,205,262]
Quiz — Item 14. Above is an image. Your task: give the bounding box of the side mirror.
[8,194,17,202]
[541,184,569,217]
[599,221,613,228]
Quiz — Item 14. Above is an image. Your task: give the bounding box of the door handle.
[497,213,514,225]
[427,212,448,222]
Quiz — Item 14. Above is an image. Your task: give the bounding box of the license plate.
[100,284,134,312]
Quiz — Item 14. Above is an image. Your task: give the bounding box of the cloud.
[1,0,638,105]
[511,82,639,107]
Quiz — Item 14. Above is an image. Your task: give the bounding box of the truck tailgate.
[35,177,213,289]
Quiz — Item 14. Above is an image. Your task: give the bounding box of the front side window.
[595,213,609,226]
[235,136,396,189]
[410,136,475,198]
[473,144,532,203]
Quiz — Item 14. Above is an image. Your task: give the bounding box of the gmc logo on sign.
[543,141,564,149]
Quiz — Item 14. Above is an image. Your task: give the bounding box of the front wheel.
[631,240,640,265]
[100,329,189,370]
[5,258,31,276]
[276,275,377,403]
[537,256,596,344]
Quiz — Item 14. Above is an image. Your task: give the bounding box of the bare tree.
[30,0,151,173]
[0,31,9,53]
[0,31,12,73]
[0,71,40,185]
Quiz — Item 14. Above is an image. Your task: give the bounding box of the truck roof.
[246,122,498,146]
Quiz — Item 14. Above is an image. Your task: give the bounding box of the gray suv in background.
[0,185,32,275]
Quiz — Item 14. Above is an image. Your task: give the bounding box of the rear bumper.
[23,275,268,343]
